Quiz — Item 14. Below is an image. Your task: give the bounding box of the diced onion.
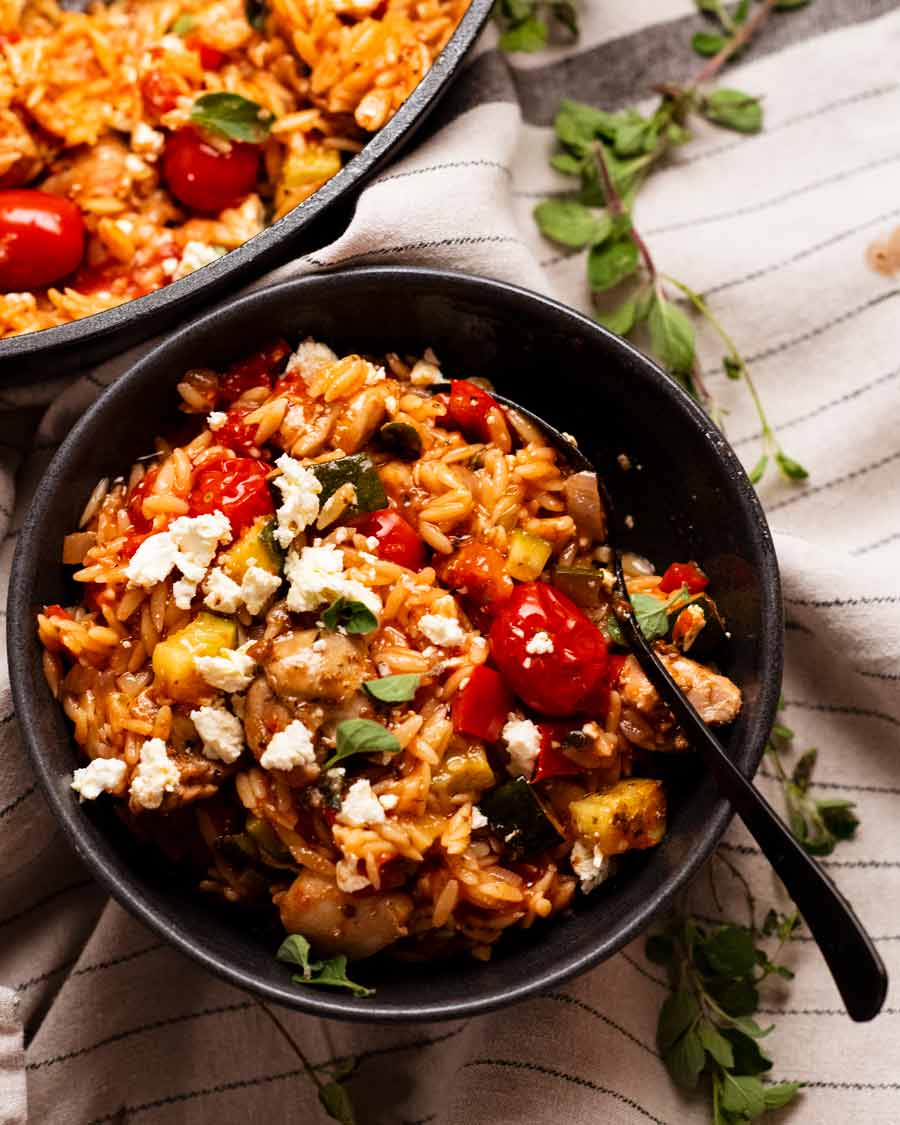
[62,531,97,565]
[621,551,655,577]
[563,471,606,539]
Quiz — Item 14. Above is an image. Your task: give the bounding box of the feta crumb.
[378,793,399,810]
[570,840,612,894]
[284,543,381,616]
[503,716,543,780]
[190,703,244,765]
[127,511,231,610]
[525,630,555,655]
[471,805,488,830]
[203,567,243,615]
[365,535,379,550]
[273,455,322,548]
[241,563,282,616]
[125,153,150,176]
[335,855,371,894]
[207,411,227,431]
[129,738,179,810]
[174,241,224,280]
[285,337,337,382]
[195,643,256,693]
[409,359,443,386]
[364,363,386,385]
[418,613,465,648]
[260,720,318,773]
[337,778,386,826]
[124,531,179,588]
[132,121,165,157]
[71,757,127,801]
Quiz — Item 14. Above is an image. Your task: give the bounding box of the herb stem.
[254,1000,326,1093]
[689,0,778,86]
[593,141,658,279]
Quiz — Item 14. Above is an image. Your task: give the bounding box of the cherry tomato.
[489,582,609,716]
[533,723,585,782]
[190,457,273,535]
[438,541,513,613]
[220,339,291,404]
[141,69,183,115]
[126,466,160,536]
[44,604,73,620]
[214,409,268,458]
[185,34,227,69]
[354,509,425,570]
[659,561,709,594]
[443,380,499,443]
[579,652,628,720]
[0,190,85,291]
[452,665,513,742]
[163,127,259,214]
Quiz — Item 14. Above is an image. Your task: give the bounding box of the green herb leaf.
[190,92,273,143]
[325,718,402,769]
[312,453,387,515]
[363,673,420,703]
[172,13,196,35]
[277,934,314,976]
[692,30,726,56]
[817,798,859,841]
[699,1021,735,1068]
[720,1072,767,1117]
[792,747,817,792]
[763,1081,801,1108]
[723,354,743,379]
[319,1083,356,1125]
[775,451,809,480]
[709,975,759,1017]
[278,934,375,998]
[627,587,689,642]
[550,151,586,176]
[378,421,423,460]
[701,925,758,977]
[734,0,750,19]
[775,0,809,7]
[721,1027,773,1075]
[648,294,696,377]
[664,1024,706,1090]
[500,15,547,52]
[307,954,375,997]
[613,118,658,157]
[321,598,378,635]
[749,454,768,484]
[702,88,763,134]
[587,237,639,291]
[534,199,606,249]
[596,297,637,336]
[555,99,620,148]
[657,988,700,1053]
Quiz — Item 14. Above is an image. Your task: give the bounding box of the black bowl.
[0,1,492,385]
[8,267,782,1021]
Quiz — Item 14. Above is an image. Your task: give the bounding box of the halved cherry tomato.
[354,508,425,570]
[489,581,608,716]
[141,69,183,114]
[126,466,160,536]
[0,190,85,291]
[452,665,513,742]
[185,35,227,69]
[659,561,708,594]
[438,541,513,613]
[190,457,273,535]
[533,723,585,782]
[443,380,499,443]
[214,409,269,458]
[44,604,73,620]
[220,339,291,404]
[162,127,259,214]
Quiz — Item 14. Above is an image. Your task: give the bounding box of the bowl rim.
[0,0,493,372]
[8,266,784,1022]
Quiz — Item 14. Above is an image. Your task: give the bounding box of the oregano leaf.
[648,294,696,376]
[692,30,726,56]
[587,237,639,291]
[702,88,763,134]
[596,298,637,336]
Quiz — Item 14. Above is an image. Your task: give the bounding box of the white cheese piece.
[570,840,612,894]
[260,719,318,773]
[335,856,371,894]
[273,454,322,548]
[285,337,338,382]
[336,778,385,826]
[125,532,179,588]
[207,411,227,431]
[203,567,243,614]
[127,511,231,610]
[409,359,443,386]
[132,121,165,157]
[364,363,386,385]
[71,757,127,801]
[241,564,282,616]
[174,241,224,280]
[129,738,179,810]
[284,543,381,616]
[471,805,488,830]
[378,793,399,811]
[190,703,244,765]
[195,643,256,693]
[525,630,555,655]
[503,716,543,780]
[418,613,465,649]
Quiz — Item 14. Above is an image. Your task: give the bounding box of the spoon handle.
[619,620,887,1022]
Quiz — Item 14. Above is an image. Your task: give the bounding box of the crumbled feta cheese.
[570,840,612,894]
[71,757,127,801]
[115,218,134,235]
[378,793,399,810]
[207,411,227,431]
[409,359,443,386]
[273,455,322,548]
[503,717,543,779]
[132,121,165,157]
[241,564,282,616]
[129,738,179,810]
[126,510,231,610]
[335,856,371,894]
[190,703,244,764]
[174,241,224,280]
[525,630,555,655]
[284,543,381,616]
[418,613,465,649]
[125,532,179,588]
[337,778,386,826]
[364,363,386,385]
[157,32,187,53]
[365,536,379,551]
[260,720,318,773]
[471,805,488,830]
[195,643,256,693]
[285,337,337,382]
[203,567,243,615]
[125,153,150,177]
[160,255,178,275]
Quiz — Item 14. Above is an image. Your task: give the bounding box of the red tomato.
[443,380,499,443]
[489,582,609,716]
[127,467,160,535]
[190,457,273,534]
[354,509,425,570]
[214,410,268,457]
[141,69,183,114]
[0,191,85,291]
[438,541,513,612]
[220,339,291,404]
[659,561,709,594]
[452,665,513,742]
[163,127,259,214]
[185,35,227,69]
[44,604,73,620]
[533,723,585,782]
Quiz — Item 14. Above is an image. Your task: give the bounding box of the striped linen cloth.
[2,2,899,1121]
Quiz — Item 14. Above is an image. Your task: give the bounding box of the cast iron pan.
[8,267,783,1021]
[0,1,492,384]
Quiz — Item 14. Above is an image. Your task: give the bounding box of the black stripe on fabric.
[371,159,512,188]
[460,1059,668,1124]
[856,668,900,682]
[547,993,659,1057]
[507,0,900,126]
[784,619,813,634]
[757,1006,899,1016]
[305,234,527,270]
[14,959,77,992]
[854,528,900,556]
[619,950,668,988]
[786,593,900,608]
[27,1000,255,1070]
[757,766,900,795]
[784,697,900,729]
[768,447,900,513]
[0,782,34,820]
[318,1023,470,1072]
[719,841,900,868]
[733,364,900,448]
[797,1081,900,1090]
[0,878,96,929]
[71,941,165,979]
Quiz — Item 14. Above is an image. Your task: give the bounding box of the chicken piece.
[41,136,137,203]
[616,649,742,752]
[276,870,413,959]
[266,628,369,703]
[329,384,389,454]
[277,394,339,458]
[243,674,324,756]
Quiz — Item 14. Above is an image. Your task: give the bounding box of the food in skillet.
[38,339,742,974]
[0,0,468,338]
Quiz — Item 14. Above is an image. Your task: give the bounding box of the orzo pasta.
[38,336,743,983]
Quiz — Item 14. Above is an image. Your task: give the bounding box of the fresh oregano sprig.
[533,0,812,484]
[494,0,578,53]
[692,0,810,59]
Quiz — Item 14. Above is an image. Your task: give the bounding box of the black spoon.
[499,395,888,1022]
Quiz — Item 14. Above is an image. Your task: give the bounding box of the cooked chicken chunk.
[616,649,742,752]
[276,870,413,959]
[266,628,369,703]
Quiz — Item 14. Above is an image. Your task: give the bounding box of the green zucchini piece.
[378,421,422,460]
[667,593,727,657]
[554,566,603,608]
[312,453,387,516]
[480,777,565,858]
[507,529,553,581]
[221,515,284,580]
